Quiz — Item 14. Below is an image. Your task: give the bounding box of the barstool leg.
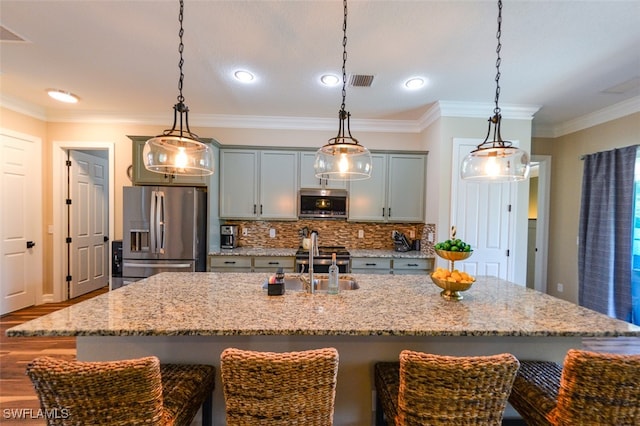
[202,393,213,426]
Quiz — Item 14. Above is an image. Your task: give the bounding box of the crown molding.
[2,92,636,138]
[534,96,640,138]
[0,94,47,121]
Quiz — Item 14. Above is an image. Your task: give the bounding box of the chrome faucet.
[308,231,319,294]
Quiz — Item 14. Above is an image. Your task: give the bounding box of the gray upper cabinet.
[349,153,426,223]
[299,152,347,189]
[129,136,210,187]
[220,149,298,220]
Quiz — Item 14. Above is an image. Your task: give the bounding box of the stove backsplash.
[221,220,436,256]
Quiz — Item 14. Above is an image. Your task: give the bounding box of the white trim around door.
[52,141,115,302]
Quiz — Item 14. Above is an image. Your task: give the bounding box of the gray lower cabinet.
[351,257,392,275]
[392,258,433,275]
[209,256,252,272]
[208,255,294,273]
[253,256,295,273]
[351,256,433,275]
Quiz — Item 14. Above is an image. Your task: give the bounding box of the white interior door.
[451,139,515,280]
[0,130,42,314]
[68,150,109,298]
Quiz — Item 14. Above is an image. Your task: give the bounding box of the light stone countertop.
[7,272,640,338]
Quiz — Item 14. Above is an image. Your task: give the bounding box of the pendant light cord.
[177,0,185,106]
[340,0,348,113]
[493,0,503,116]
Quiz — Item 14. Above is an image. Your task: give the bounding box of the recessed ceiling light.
[320,74,340,86]
[404,77,425,90]
[47,89,79,103]
[234,70,255,83]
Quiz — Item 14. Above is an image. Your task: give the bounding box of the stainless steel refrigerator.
[121,186,207,284]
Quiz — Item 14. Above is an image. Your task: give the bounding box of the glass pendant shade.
[315,140,372,181]
[144,135,214,176]
[460,0,530,183]
[144,0,214,177]
[460,145,530,182]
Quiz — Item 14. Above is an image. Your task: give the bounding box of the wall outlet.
[242,228,248,236]
[269,228,276,238]
[557,283,564,292]
[358,230,364,239]
[428,232,434,242]
[408,230,415,239]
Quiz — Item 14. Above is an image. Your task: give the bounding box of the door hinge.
[507,204,512,212]
[65,160,72,167]
[66,199,72,205]
[66,237,72,244]
[65,275,72,282]
[506,249,510,257]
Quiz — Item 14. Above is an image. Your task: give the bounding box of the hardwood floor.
[0,287,108,425]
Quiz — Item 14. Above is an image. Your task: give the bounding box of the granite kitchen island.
[8,272,640,425]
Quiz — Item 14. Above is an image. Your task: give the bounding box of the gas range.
[295,246,351,273]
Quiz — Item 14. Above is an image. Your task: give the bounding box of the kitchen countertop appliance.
[221,225,239,249]
[296,246,351,274]
[122,186,207,281]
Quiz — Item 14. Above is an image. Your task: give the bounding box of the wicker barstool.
[374,350,520,426]
[26,355,216,426]
[220,347,339,425]
[508,349,640,425]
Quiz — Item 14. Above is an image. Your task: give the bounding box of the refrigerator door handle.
[123,262,192,269]
[150,190,157,254]
[157,191,166,254]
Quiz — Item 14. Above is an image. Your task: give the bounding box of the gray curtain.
[578,145,637,322]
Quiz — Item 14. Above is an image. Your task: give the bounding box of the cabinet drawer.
[253,257,294,269]
[351,257,391,270]
[392,258,431,270]
[209,256,252,269]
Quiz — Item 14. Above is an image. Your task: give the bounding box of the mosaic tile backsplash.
[222,220,436,256]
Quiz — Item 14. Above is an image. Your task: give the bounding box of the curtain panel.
[578,145,637,322]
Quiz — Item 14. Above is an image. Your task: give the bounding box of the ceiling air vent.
[349,74,374,87]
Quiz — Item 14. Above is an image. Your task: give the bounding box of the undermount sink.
[262,275,359,292]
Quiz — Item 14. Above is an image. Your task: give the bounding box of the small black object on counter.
[268,268,286,296]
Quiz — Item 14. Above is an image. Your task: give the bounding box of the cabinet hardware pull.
[382,207,385,217]
[388,207,391,217]
[366,263,377,266]
[260,205,263,215]
[253,204,257,214]
[268,262,279,265]
[408,263,418,267]
[224,261,236,264]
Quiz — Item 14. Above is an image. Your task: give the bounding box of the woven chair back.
[397,350,520,426]
[220,347,339,426]
[550,349,640,425]
[26,356,164,425]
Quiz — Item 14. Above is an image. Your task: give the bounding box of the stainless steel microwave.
[298,189,348,219]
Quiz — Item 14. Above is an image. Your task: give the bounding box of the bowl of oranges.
[431,267,475,301]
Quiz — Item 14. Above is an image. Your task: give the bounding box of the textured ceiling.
[1,0,639,135]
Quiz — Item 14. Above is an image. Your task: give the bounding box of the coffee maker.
[220,225,239,249]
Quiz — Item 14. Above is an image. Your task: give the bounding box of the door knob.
[26,241,36,249]
[103,236,109,242]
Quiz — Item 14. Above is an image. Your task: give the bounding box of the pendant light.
[314,0,372,181]
[460,0,529,182]
[144,0,214,176]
